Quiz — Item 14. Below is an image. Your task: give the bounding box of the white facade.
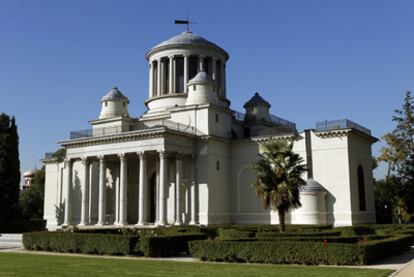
[43,31,377,230]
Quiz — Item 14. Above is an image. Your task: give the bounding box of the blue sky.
[1,0,413,179]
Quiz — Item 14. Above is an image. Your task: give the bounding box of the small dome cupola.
[99,86,130,119]
[185,71,220,106]
[243,92,271,121]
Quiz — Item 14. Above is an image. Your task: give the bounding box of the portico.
[62,144,198,227]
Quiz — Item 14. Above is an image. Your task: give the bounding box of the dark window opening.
[215,113,219,122]
[193,85,196,91]
[175,57,184,93]
[189,56,198,80]
[358,165,367,211]
[216,161,220,171]
[123,102,126,107]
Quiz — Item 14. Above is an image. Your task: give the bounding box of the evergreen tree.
[0,113,21,223]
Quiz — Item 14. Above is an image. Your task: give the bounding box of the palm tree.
[251,140,307,232]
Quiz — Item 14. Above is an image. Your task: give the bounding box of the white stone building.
[43,31,377,230]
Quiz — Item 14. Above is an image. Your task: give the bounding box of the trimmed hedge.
[0,220,46,233]
[189,234,412,265]
[139,233,208,257]
[23,232,138,255]
[361,234,412,264]
[255,230,341,240]
[189,240,361,265]
[218,229,255,241]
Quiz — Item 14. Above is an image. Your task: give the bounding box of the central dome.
[144,31,230,113]
[147,31,229,60]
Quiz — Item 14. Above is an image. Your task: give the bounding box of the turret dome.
[99,87,130,119]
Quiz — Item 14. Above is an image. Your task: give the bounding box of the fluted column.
[183,54,189,93]
[156,59,161,96]
[63,158,73,226]
[168,56,174,94]
[137,152,147,225]
[212,58,217,81]
[158,151,167,225]
[149,61,153,98]
[118,153,128,225]
[189,154,197,225]
[97,155,106,226]
[175,154,183,225]
[198,55,205,72]
[79,157,90,226]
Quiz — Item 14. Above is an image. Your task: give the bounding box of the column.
[79,157,90,226]
[137,152,147,225]
[189,155,197,225]
[168,56,174,94]
[198,55,205,72]
[221,62,226,98]
[155,158,160,223]
[156,59,161,96]
[97,155,106,226]
[118,153,128,225]
[175,154,183,225]
[212,58,217,81]
[161,59,165,95]
[158,151,167,225]
[183,54,189,93]
[148,61,153,98]
[115,171,120,225]
[63,158,73,226]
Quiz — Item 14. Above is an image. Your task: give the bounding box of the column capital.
[212,57,218,62]
[168,55,174,59]
[137,151,146,158]
[198,55,205,59]
[183,53,190,58]
[97,155,105,162]
[118,153,126,161]
[80,156,89,164]
[64,158,72,166]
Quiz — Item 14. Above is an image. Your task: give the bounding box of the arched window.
[357,165,366,211]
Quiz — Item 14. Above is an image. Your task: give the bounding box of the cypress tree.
[0,113,21,223]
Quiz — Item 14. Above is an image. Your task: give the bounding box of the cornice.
[314,128,378,143]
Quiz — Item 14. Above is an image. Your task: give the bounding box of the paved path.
[2,233,414,276]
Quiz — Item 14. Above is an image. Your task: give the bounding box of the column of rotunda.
[148,54,226,97]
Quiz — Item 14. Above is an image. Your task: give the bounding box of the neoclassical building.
[43,31,377,230]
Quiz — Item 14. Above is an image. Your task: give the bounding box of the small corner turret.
[99,87,130,119]
[244,92,271,121]
[185,71,221,106]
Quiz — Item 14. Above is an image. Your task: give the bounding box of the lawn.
[0,252,393,277]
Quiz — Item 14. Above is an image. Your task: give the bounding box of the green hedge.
[361,234,412,264]
[139,233,208,257]
[218,229,255,241]
[255,230,341,240]
[0,220,46,233]
[23,232,138,256]
[189,240,361,265]
[189,234,412,265]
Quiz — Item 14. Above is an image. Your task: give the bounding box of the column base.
[78,222,90,227]
[115,222,127,226]
[174,221,183,226]
[188,221,197,225]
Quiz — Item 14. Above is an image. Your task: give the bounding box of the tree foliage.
[377,91,414,222]
[0,113,21,223]
[19,167,45,220]
[251,140,307,232]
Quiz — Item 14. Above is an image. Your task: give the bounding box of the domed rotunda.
[145,31,229,111]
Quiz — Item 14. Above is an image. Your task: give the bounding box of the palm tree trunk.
[278,208,286,232]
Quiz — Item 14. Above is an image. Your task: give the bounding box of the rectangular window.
[215,113,219,122]
[216,161,220,171]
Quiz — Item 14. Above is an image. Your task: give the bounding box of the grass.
[0,252,393,277]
